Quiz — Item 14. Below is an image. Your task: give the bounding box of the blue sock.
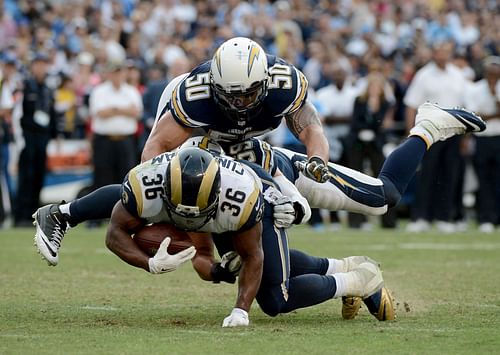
[378,137,427,206]
[68,184,122,225]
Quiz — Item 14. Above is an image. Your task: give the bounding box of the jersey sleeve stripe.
[196,159,219,209]
[287,70,308,114]
[170,84,197,127]
[170,155,182,205]
[128,168,144,216]
[274,225,290,302]
[262,142,272,172]
[237,182,261,229]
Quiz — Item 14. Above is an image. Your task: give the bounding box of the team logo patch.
[247,44,260,77]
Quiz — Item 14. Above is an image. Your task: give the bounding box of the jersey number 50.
[185,73,210,101]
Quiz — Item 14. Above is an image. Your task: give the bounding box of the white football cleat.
[337,256,380,273]
[410,103,486,147]
[342,262,384,298]
[33,204,70,266]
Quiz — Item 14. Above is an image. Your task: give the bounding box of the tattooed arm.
[285,100,329,162]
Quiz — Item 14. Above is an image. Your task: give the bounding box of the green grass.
[1,225,500,354]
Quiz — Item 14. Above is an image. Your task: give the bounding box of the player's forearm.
[286,101,329,162]
[299,124,329,162]
[141,114,193,162]
[191,254,215,281]
[235,251,263,312]
[105,227,149,271]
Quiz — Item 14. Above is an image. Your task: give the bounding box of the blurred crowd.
[0,0,499,232]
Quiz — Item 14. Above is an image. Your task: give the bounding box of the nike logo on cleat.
[452,113,477,131]
[41,236,57,257]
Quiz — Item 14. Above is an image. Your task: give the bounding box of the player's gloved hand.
[272,195,296,228]
[301,156,330,183]
[291,198,311,225]
[222,308,249,327]
[148,237,196,274]
[220,251,242,277]
[211,261,237,284]
[264,187,303,228]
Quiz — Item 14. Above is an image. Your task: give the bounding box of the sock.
[333,273,348,298]
[68,184,122,225]
[409,128,433,149]
[59,203,71,216]
[326,258,344,275]
[378,136,427,202]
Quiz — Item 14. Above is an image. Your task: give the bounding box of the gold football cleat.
[341,296,362,320]
[364,287,395,321]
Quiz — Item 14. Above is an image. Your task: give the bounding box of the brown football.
[133,223,193,257]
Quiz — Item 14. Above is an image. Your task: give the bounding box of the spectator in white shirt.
[464,56,500,233]
[89,59,143,193]
[404,41,469,233]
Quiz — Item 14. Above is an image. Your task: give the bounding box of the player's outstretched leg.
[32,184,122,266]
[33,203,70,266]
[409,102,486,148]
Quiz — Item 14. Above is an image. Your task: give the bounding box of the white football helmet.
[178,136,225,156]
[210,37,269,123]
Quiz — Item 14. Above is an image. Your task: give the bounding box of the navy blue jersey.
[165,55,308,143]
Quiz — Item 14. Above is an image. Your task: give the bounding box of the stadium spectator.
[346,73,393,229]
[404,41,469,233]
[14,52,55,227]
[88,59,142,194]
[0,58,14,227]
[465,56,500,233]
[54,73,77,138]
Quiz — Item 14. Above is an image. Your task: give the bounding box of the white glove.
[273,174,311,225]
[220,251,242,276]
[263,187,296,229]
[222,308,249,327]
[148,237,196,274]
[272,195,296,228]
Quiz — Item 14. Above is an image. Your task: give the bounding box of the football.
[133,223,193,257]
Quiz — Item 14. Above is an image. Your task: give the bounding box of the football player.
[33,37,332,265]
[105,146,387,327]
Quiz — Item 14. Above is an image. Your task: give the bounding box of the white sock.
[409,126,433,149]
[333,273,348,298]
[326,258,344,275]
[59,203,71,216]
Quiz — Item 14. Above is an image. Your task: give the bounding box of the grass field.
[1,224,500,355]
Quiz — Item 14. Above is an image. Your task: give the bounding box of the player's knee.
[256,291,285,317]
[380,177,401,208]
[258,302,281,317]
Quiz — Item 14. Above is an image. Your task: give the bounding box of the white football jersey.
[121,152,264,233]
